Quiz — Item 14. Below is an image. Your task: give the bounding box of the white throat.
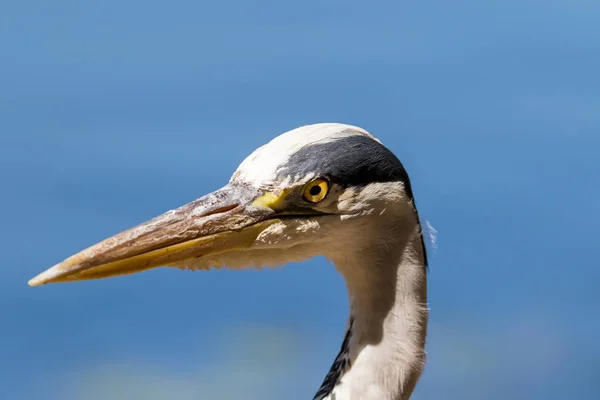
[314,215,428,400]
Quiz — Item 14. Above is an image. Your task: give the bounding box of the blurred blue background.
[1,1,599,399]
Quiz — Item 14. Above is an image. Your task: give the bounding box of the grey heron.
[29,123,429,400]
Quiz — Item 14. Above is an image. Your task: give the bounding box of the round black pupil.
[309,185,322,196]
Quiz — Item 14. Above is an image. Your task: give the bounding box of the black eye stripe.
[279,134,414,199]
[280,134,428,270]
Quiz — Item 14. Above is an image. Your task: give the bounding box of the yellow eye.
[303,178,329,203]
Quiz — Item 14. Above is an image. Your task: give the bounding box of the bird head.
[28,123,420,286]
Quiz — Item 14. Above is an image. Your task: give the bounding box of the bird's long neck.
[314,217,428,400]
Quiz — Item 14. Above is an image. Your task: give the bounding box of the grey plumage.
[29,123,430,400]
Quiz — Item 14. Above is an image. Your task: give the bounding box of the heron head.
[29,123,420,286]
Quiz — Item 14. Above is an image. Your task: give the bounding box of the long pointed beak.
[28,183,278,286]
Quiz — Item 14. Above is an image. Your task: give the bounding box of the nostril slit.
[196,204,239,218]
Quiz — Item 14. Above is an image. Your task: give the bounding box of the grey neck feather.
[313,216,428,400]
